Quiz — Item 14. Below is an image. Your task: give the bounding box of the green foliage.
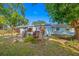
[0,16,6,24]
[18,15,29,25]
[32,20,46,25]
[24,35,37,44]
[9,12,29,27]
[45,3,79,24]
[0,3,29,27]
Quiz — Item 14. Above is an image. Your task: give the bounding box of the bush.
[24,35,37,44]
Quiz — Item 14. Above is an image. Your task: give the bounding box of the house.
[45,24,75,36]
[17,24,75,37]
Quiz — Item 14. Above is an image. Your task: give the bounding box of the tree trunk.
[71,20,79,40]
[75,27,79,40]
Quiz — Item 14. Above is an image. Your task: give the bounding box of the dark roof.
[44,24,70,28]
[51,24,69,28]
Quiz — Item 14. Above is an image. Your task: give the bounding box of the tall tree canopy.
[0,3,28,28]
[45,3,79,40]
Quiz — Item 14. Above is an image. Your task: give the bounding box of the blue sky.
[24,3,50,25]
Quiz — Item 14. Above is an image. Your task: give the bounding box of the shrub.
[24,35,37,44]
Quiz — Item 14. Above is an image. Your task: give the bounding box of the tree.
[17,15,29,26]
[32,20,46,26]
[7,3,26,17]
[9,12,28,27]
[0,16,7,29]
[0,3,28,28]
[45,3,79,40]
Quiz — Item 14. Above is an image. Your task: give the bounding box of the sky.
[24,3,50,25]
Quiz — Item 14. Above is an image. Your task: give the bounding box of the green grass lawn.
[0,36,79,56]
